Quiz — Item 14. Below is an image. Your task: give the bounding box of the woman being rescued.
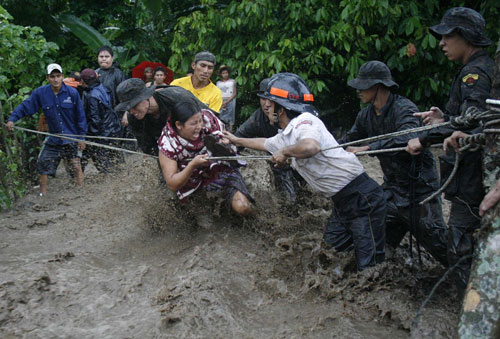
[157,97,253,216]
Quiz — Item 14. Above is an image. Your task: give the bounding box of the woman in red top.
[157,99,253,216]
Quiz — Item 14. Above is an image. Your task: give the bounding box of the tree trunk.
[458,39,500,338]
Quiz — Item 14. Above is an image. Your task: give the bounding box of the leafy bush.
[168,0,499,125]
[0,5,58,210]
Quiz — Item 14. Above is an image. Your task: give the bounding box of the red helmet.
[258,73,320,116]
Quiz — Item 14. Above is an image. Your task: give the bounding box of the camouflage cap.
[430,7,492,47]
[257,78,270,94]
[193,51,216,65]
[115,78,154,112]
[348,61,398,90]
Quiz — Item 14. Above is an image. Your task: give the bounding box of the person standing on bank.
[224,73,386,271]
[170,51,223,112]
[96,45,127,109]
[405,7,494,291]
[216,65,237,132]
[6,63,87,196]
[341,61,448,266]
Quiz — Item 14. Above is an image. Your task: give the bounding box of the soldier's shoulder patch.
[295,120,312,129]
[462,73,479,86]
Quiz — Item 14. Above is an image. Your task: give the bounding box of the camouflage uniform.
[458,37,500,339]
[419,7,494,291]
[342,61,448,266]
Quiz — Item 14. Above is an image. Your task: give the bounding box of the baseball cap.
[47,63,63,75]
[80,68,98,83]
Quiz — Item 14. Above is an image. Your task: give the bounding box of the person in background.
[143,66,154,86]
[79,68,123,173]
[171,51,222,112]
[95,45,126,108]
[146,66,168,88]
[6,63,87,196]
[216,65,237,132]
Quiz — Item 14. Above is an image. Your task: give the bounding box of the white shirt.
[264,113,364,197]
[216,79,236,99]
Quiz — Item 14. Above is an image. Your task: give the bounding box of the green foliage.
[0,5,58,210]
[57,14,112,51]
[168,0,499,123]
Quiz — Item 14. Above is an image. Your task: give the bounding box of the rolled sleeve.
[264,134,285,154]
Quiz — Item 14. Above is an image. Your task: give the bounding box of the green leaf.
[429,78,438,92]
[343,40,351,52]
[405,19,414,36]
[428,34,437,48]
[142,0,162,14]
[57,14,111,51]
[422,34,429,49]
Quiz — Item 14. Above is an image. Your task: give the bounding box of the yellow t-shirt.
[170,76,223,112]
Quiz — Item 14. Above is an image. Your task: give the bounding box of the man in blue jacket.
[7,63,87,196]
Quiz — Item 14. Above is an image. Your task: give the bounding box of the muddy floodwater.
[1,153,460,338]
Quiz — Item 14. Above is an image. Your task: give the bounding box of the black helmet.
[258,73,320,116]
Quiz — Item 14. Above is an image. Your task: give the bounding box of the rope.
[203,145,444,161]
[419,152,461,205]
[411,254,473,335]
[329,121,451,151]
[6,122,447,163]
[418,100,500,205]
[8,125,158,159]
[57,133,136,142]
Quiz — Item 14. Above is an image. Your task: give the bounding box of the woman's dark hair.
[97,45,114,56]
[171,99,202,130]
[154,66,166,76]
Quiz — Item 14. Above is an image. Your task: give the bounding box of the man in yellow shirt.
[171,51,223,112]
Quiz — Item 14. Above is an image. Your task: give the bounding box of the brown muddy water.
[0,152,460,338]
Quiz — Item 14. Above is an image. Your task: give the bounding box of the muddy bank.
[1,153,459,338]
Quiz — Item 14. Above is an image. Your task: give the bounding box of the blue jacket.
[9,83,87,145]
[82,83,121,137]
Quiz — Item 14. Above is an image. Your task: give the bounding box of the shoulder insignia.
[462,73,479,86]
[295,120,312,129]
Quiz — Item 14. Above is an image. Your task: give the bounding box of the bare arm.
[158,152,209,192]
[222,131,267,151]
[480,179,500,216]
[272,138,320,165]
